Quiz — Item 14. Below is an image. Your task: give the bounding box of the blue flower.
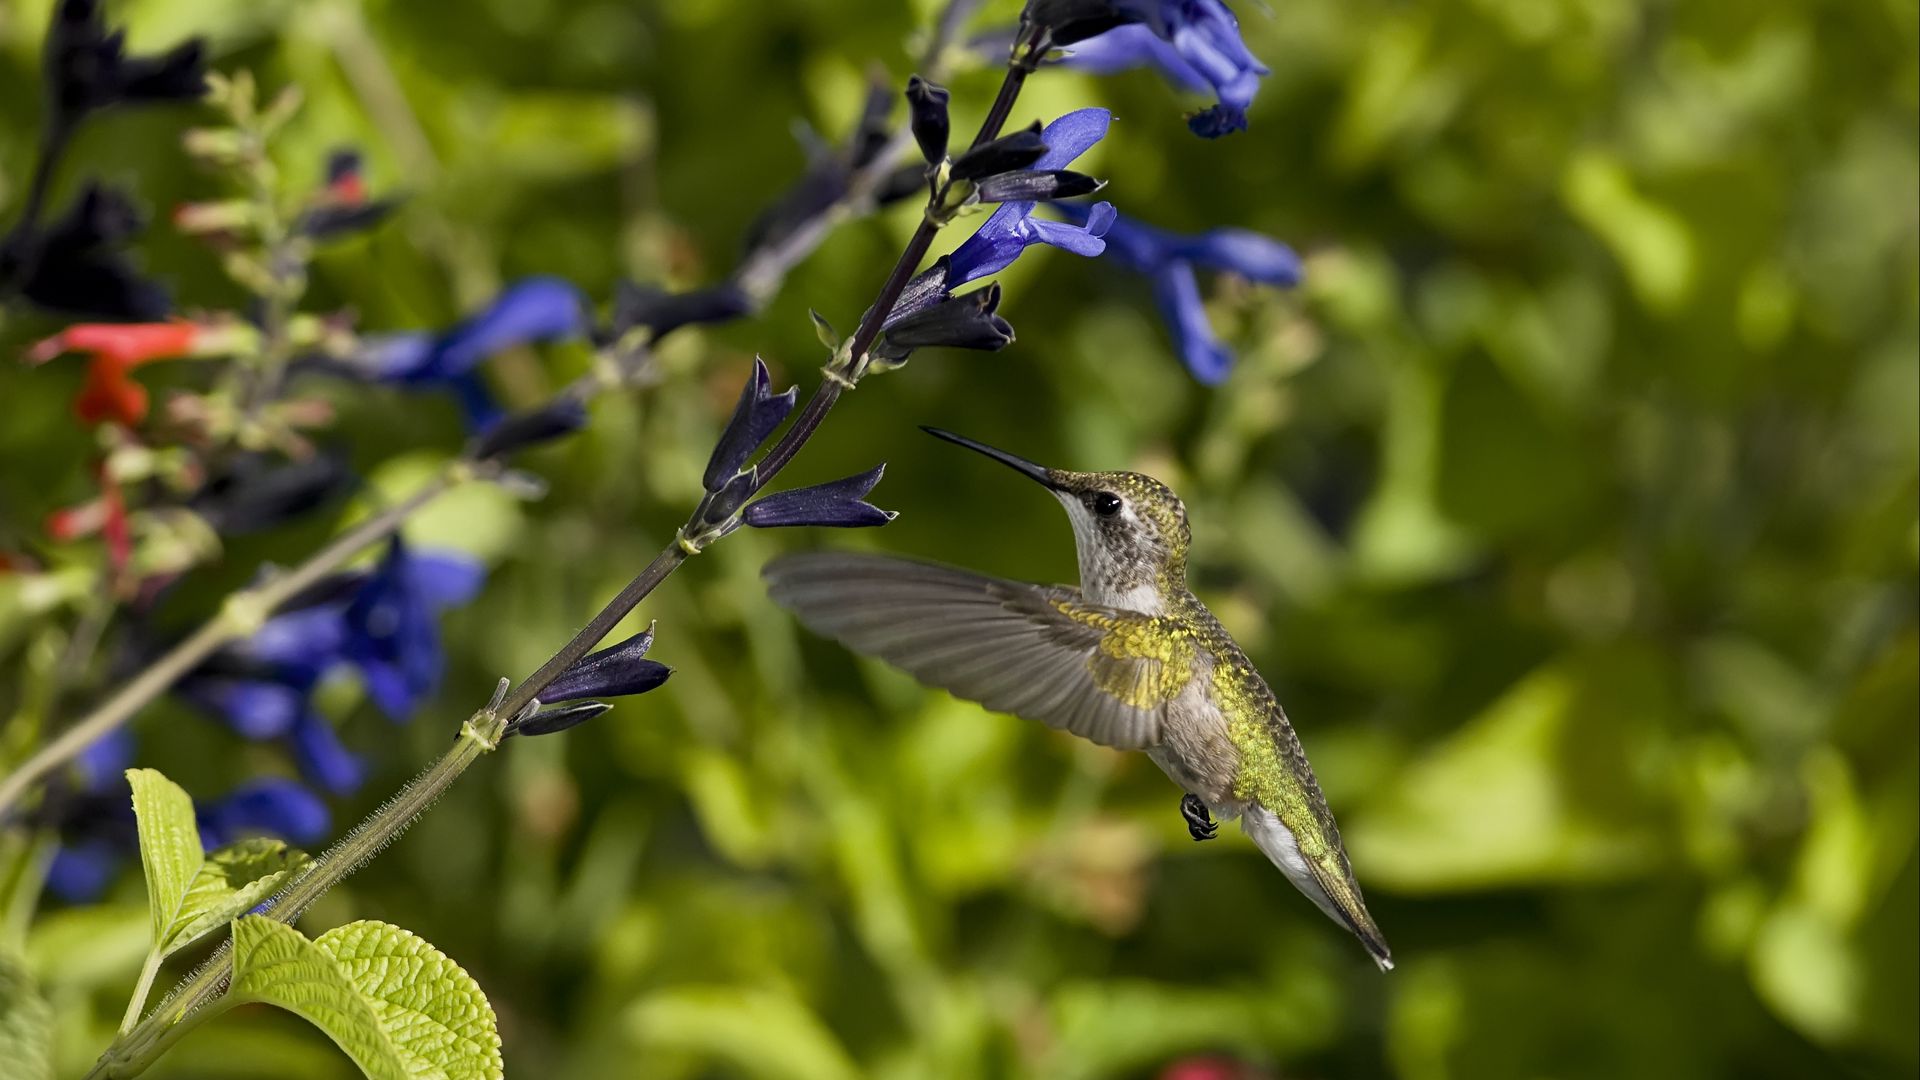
[342,537,485,722]
[424,277,587,380]
[947,108,1118,285]
[43,732,330,902]
[345,277,589,427]
[289,708,368,795]
[198,778,330,849]
[177,608,363,792]
[1062,1,1268,137]
[175,541,483,793]
[1054,203,1300,383]
[43,729,139,900]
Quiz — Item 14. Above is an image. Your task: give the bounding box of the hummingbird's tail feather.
[1242,806,1394,972]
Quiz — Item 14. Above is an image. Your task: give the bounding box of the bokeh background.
[2,0,1916,1077]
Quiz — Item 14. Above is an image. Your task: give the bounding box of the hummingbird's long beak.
[922,427,1062,491]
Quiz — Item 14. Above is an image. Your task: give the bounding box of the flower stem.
[100,700,509,1075]
[85,7,1030,1075]
[118,953,165,1035]
[0,471,463,818]
[500,53,1034,708]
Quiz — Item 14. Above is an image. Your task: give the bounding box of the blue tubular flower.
[44,734,328,901]
[178,602,346,740]
[1057,25,1211,94]
[424,277,586,379]
[290,708,367,794]
[1054,202,1300,383]
[43,731,136,901]
[173,541,481,789]
[47,839,120,901]
[342,538,485,721]
[948,108,1117,285]
[340,278,589,428]
[176,677,306,739]
[198,778,331,848]
[1063,1,1268,137]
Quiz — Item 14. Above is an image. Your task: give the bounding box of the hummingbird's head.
[924,428,1191,609]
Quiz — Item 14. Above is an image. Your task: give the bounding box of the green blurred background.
[2,0,1916,1076]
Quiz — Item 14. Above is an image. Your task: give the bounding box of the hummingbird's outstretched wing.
[764,552,1194,749]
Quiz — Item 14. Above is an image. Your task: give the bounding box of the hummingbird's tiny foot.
[1180,793,1217,842]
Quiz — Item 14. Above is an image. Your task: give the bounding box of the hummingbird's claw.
[1180,793,1217,842]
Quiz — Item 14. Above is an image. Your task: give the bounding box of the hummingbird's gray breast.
[1147,657,1244,814]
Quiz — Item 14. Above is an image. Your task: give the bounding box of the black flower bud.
[744,465,896,529]
[2,182,170,320]
[509,701,613,738]
[874,282,1015,361]
[970,169,1104,204]
[191,452,355,534]
[540,625,672,703]
[46,0,207,125]
[472,397,589,460]
[703,357,798,491]
[949,122,1048,182]
[606,282,754,345]
[1021,0,1146,47]
[905,75,951,165]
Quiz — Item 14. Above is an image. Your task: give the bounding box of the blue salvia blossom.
[342,537,486,721]
[947,108,1117,285]
[344,276,589,427]
[1058,1,1268,138]
[176,538,485,792]
[44,732,330,902]
[1054,202,1300,383]
[197,778,330,849]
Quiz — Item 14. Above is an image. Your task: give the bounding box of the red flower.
[27,321,227,427]
[1157,1057,1266,1080]
[28,321,202,368]
[46,480,132,572]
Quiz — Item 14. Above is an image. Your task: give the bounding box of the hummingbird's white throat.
[1053,490,1169,615]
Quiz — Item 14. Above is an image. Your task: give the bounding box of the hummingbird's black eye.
[1091,492,1122,517]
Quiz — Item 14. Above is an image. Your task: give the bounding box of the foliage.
[0,0,1914,1078]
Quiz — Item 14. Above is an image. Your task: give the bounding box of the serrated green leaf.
[229,917,502,1080]
[316,921,503,1080]
[228,917,414,1080]
[161,839,310,958]
[126,769,205,947]
[0,950,53,1080]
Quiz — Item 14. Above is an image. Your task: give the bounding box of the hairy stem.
[501,55,1030,709]
[102,702,509,1074]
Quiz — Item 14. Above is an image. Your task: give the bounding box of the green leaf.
[126,768,205,947]
[229,917,412,1080]
[627,986,859,1080]
[0,950,53,1080]
[315,922,503,1080]
[161,839,310,958]
[229,917,502,1080]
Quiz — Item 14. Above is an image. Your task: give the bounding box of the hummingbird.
[763,427,1393,971]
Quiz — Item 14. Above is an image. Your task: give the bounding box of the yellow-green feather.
[1050,599,1196,708]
